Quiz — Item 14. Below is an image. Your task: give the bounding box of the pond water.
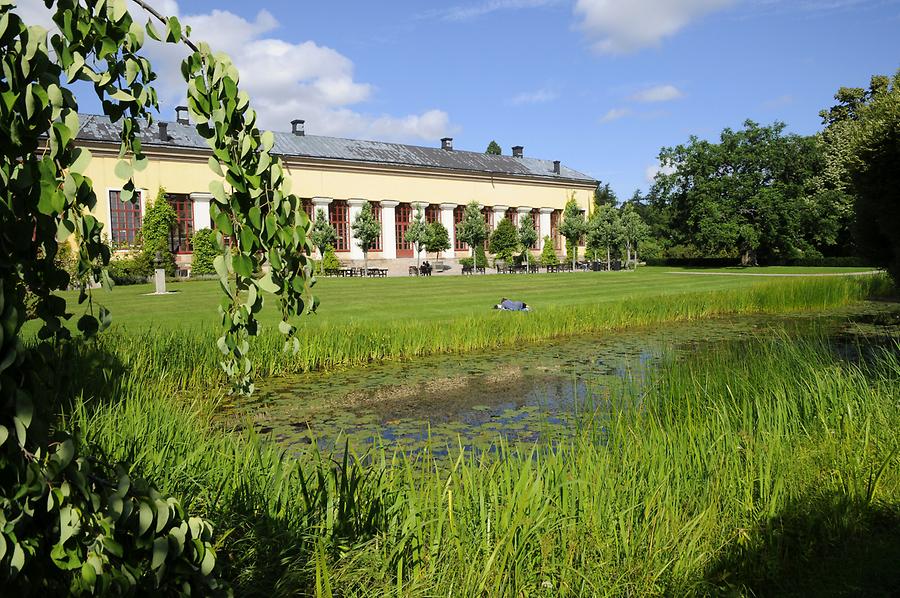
[232,302,899,457]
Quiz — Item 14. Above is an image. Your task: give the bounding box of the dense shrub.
[191,229,218,275]
[539,236,559,266]
[645,257,740,267]
[141,190,177,277]
[322,246,342,271]
[107,256,150,285]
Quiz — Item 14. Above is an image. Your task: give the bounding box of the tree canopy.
[424,221,451,259]
[405,207,429,268]
[485,140,502,155]
[819,72,900,281]
[456,201,489,265]
[310,208,337,258]
[489,216,519,262]
[593,183,618,208]
[518,214,538,266]
[558,198,585,269]
[649,120,839,265]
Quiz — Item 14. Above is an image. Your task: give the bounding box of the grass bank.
[79,275,891,386]
[70,330,900,596]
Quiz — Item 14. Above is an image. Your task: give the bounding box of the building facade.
[75,113,598,269]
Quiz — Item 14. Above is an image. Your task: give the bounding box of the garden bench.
[409,266,418,276]
[462,264,473,275]
[324,268,340,277]
[546,264,560,273]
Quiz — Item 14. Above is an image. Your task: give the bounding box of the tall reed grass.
[81,275,891,394]
[70,329,900,596]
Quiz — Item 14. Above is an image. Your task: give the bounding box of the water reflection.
[234,303,898,457]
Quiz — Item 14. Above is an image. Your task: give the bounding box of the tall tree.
[820,72,900,281]
[518,214,538,268]
[351,201,381,276]
[424,221,451,260]
[619,203,650,264]
[456,201,489,272]
[310,208,337,262]
[489,217,519,264]
[651,120,828,265]
[593,183,618,208]
[486,140,502,155]
[587,203,621,270]
[405,206,429,270]
[559,198,585,270]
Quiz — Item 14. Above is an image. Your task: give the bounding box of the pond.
[231,302,900,458]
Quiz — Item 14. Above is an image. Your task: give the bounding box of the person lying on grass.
[494,297,530,311]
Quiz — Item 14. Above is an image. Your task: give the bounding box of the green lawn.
[54,266,880,332]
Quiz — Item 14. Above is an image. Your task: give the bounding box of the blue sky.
[20,0,900,195]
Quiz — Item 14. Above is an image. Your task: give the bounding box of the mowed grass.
[56,266,880,332]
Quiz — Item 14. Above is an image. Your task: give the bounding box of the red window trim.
[330,200,350,252]
[166,192,194,254]
[453,205,466,251]
[396,202,413,256]
[371,201,382,251]
[531,208,540,249]
[108,189,142,247]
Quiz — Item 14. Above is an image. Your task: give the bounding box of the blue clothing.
[500,299,526,311]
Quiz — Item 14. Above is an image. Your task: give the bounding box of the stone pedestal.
[154,268,166,294]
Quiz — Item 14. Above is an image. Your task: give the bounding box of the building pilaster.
[380,200,399,259]
[347,198,367,260]
[439,203,457,259]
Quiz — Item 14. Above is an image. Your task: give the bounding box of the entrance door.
[396,202,413,257]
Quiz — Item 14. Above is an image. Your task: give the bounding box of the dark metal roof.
[77,114,597,185]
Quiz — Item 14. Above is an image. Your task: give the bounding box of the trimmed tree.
[456,201,489,272]
[559,198,586,271]
[351,200,381,276]
[489,216,519,264]
[486,140,502,155]
[619,203,650,264]
[190,228,218,275]
[310,207,337,266]
[539,235,559,266]
[518,214,538,269]
[425,221,451,261]
[587,203,622,270]
[405,206,429,270]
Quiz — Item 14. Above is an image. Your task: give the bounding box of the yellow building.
[76,110,598,271]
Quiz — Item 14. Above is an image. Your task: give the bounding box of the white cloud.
[599,107,632,123]
[510,88,559,105]
[427,0,561,21]
[645,161,676,182]
[630,84,684,103]
[574,0,734,53]
[14,0,456,143]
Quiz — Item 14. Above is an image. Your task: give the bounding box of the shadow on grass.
[706,493,900,597]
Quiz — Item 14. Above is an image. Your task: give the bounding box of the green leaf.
[257,272,279,293]
[114,159,133,180]
[208,156,223,176]
[138,501,153,536]
[69,147,92,174]
[0,425,7,447]
[77,314,99,336]
[151,536,168,569]
[54,439,75,469]
[81,562,97,589]
[200,544,216,576]
[213,255,229,282]
[278,320,292,335]
[209,180,227,203]
[232,254,252,278]
[10,542,24,574]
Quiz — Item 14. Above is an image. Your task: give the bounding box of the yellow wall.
[83,145,594,227]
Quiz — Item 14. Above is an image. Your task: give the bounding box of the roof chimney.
[512,145,523,158]
[553,160,560,174]
[291,119,305,136]
[441,137,453,151]
[175,105,189,125]
[157,121,168,142]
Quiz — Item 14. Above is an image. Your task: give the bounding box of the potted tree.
[351,201,381,277]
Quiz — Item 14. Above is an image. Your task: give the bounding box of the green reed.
[82,275,890,395]
[69,325,900,595]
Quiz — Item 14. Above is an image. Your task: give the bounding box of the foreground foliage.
[71,323,900,596]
